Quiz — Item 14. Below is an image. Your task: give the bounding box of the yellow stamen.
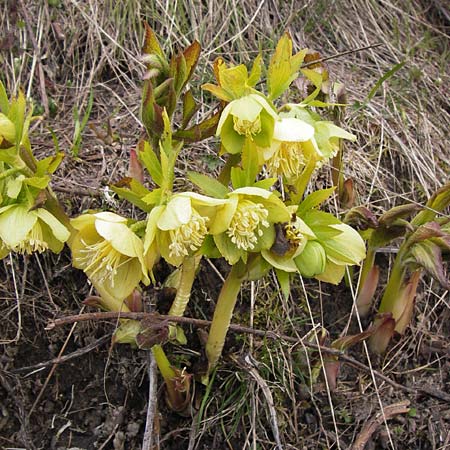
[227,200,269,250]
[78,239,131,286]
[13,222,48,254]
[233,116,261,136]
[266,142,305,178]
[285,221,306,247]
[168,211,208,258]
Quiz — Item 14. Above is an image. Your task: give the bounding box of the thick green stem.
[205,264,244,372]
[168,256,197,317]
[378,252,406,316]
[151,344,185,410]
[357,247,376,295]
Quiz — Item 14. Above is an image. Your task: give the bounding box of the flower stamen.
[266,142,305,178]
[168,211,209,258]
[233,116,261,137]
[78,239,131,286]
[227,200,269,250]
[13,222,48,254]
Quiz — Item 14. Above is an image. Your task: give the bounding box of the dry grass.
[0,0,449,449]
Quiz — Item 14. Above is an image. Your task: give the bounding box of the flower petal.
[273,117,315,142]
[157,196,192,230]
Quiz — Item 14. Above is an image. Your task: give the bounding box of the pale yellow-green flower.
[261,207,316,272]
[144,192,229,267]
[0,204,70,257]
[216,94,278,154]
[0,113,16,147]
[261,117,317,179]
[211,187,291,264]
[71,212,149,300]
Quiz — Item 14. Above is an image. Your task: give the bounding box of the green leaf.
[253,178,277,190]
[275,269,290,300]
[182,40,201,88]
[367,61,406,102]
[35,152,64,176]
[247,54,262,87]
[297,187,336,216]
[142,188,162,206]
[111,179,152,211]
[267,33,307,100]
[173,110,221,143]
[218,63,248,98]
[241,139,260,186]
[409,241,449,289]
[24,176,50,190]
[188,171,229,198]
[142,22,164,58]
[412,182,450,226]
[181,90,198,128]
[0,80,9,114]
[138,140,163,186]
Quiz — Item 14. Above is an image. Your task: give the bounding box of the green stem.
[378,251,406,316]
[0,167,22,180]
[168,256,197,317]
[357,247,376,295]
[205,264,245,372]
[151,344,185,410]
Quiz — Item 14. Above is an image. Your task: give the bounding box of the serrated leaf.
[201,83,233,102]
[267,33,307,100]
[182,40,201,85]
[379,203,419,226]
[111,178,152,211]
[247,54,262,87]
[24,176,50,190]
[297,187,336,216]
[409,241,449,289]
[173,110,221,143]
[187,171,229,198]
[412,182,450,226]
[142,22,164,58]
[138,140,163,186]
[218,63,248,98]
[0,80,9,114]
[181,90,198,128]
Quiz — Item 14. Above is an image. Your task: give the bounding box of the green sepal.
[294,241,327,277]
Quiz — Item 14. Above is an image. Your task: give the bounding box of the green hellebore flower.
[261,117,318,179]
[306,213,366,284]
[211,187,291,264]
[71,212,149,300]
[261,208,316,272]
[144,192,229,267]
[0,113,16,147]
[0,204,70,257]
[216,94,278,154]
